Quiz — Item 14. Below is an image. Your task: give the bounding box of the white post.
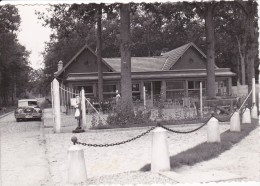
[242,108,251,124]
[68,140,87,184]
[81,87,87,129]
[51,81,55,123]
[230,111,240,132]
[143,86,146,109]
[53,78,61,133]
[251,78,258,119]
[207,117,221,143]
[252,77,256,104]
[151,82,154,107]
[259,65,260,124]
[151,127,170,172]
[200,81,203,118]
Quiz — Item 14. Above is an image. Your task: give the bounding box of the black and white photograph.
[0,0,259,185]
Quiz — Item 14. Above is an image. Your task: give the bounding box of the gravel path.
[0,114,50,186]
[44,123,230,185]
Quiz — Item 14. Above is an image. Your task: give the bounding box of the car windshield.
[18,101,38,107]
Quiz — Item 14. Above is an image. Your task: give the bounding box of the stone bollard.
[68,136,87,184]
[251,104,258,119]
[242,108,251,124]
[230,111,240,132]
[207,116,221,143]
[151,127,170,172]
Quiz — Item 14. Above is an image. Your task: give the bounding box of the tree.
[205,2,217,99]
[96,4,103,102]
[0,5,31,105]
[120,4,133,111]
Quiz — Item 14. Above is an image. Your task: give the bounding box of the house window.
[75,85,94,98]
[103,84,117,99]
[132,83,140,101]
[215,80,228,96]
[188,80,206,97]
[166,81,185,99]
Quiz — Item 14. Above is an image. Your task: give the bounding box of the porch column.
[161,80,166,100]
[117,82,121,93]
[228,77,232,96]
[185,80,188,97]
[140,81,144,100]
[93,83,97,98]
[151,82,154,104]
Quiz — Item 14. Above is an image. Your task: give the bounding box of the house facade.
[55,42,235,104]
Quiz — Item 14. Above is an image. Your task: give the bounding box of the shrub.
[91,115,97,128]
[106,107,152,127]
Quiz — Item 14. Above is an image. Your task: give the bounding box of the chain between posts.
[75,125,157,147]
[73,116,216,147]
[157,116,211,134]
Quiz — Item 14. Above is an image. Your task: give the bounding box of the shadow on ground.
[140,118,258,171]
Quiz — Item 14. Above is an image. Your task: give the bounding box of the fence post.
[259,65,260,124]
[252,77,256,104]
[51,81,55,123]
[81,87,87,129]
[200,81,203,118]
[242,107,251,124]
[230,110,240,132]
[207,115,221,143]
[143,86,146,109]
[68,137,87,184]
[151,127,170,172]
[53,78,61,133]
[251,78,257,119]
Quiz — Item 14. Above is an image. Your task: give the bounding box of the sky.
[17,5,52,69]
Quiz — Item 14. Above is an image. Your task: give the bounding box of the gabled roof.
[161,42,207,70]
[55,44,115,77]
[104,57,166,72]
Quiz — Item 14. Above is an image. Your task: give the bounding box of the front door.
[143,81,161,107]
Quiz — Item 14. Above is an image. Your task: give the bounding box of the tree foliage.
[37,2,258,98]
[0,5,32,106]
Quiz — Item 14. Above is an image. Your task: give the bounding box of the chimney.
[58,60,63,71]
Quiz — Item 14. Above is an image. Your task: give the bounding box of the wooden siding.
[171,47,206,70]
[62,48,111,77]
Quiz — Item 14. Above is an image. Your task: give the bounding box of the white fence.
[51,78,258,133]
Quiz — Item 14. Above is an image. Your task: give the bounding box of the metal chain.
[76,125,157,147]
[214,112,235,122]
[157,117,212,134]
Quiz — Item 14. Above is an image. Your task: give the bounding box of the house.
[55,42,235,104]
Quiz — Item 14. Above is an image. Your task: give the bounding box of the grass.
[140,118,258,171]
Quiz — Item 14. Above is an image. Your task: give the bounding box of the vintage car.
[14,99,42,122]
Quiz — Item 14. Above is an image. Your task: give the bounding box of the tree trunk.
[236,35,246,85]
[120,4,133,111]
[205,2,216,99]
[96,4,103,102]
[237,0,257,92]
[245,1,256,93]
